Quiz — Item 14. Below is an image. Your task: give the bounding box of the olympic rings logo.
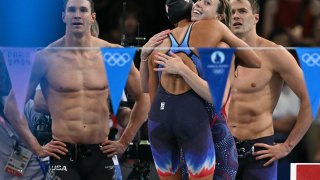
[301,53,320,67]
[103,52,131,67]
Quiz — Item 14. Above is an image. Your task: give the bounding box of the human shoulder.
[193,19,221,26]
[33,38,65,66]
[259,37,297,71]
[48,37,65,48]
[93,37,122,48]
[259,37,279,48]
[42,37,65,54]
[193,19,223,32]
[191,19,225,45]
[259,37,286,59]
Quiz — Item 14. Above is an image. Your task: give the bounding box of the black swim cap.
[166,0,193,24]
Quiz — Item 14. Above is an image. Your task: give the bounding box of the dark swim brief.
[148,86,215,178]
[234,135,277,180]
[47,140,115,180]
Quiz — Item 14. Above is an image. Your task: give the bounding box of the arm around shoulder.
[218,24,261,68]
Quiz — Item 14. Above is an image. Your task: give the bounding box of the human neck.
[176,19,191,27]
[237,29,259,47]
[64,31,92,47]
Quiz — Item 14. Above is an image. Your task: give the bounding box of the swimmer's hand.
[100,140,127,158]
[154,52,186,75]
[253,143,290,167]
[37,140,68,160]
[141,29,170,61]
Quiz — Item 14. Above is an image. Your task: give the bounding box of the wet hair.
[63,0,95,13]
[217,0,231,27]
[166,0,193,24]
[246,0,260,14]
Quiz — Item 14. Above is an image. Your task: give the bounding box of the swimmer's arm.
[4,52,47,156]
[153,52,214,104]
[118,64,150,149]
[34,89,50,115]
[140,41,151,93]
[181,62,234,105]
[273,116,296,133]
[116,107,131,128]
[178,68,212,103]
[140,30,170,93]
[140,58,149,93]
[148,52,161,103]
[174,53,212,103]
[219,23,261,68]
[273,46,313,153]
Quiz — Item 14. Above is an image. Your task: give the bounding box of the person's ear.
[217,14,224,21]
[255,14,259,23]
[91,12,96,22]
[62,12,66,23]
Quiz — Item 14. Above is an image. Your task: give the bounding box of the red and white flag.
[291,163,320,180]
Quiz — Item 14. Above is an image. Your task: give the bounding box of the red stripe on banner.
[110,114,118,128]
[297,165,320,180]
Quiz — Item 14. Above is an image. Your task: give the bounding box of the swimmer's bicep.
[219,25,261,68]
[126,64,143,98]
[27,52,48,100]
[139,60,149,93]
[272,46,300,74]
[147,53,159,100]
[148,61,158,84]
[218,23,242,47]
[218,23,250,50]
[272,47,306,98]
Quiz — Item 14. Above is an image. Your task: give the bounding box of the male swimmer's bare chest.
[233,54,274,93]
[46,51,108,92]
[233,67,271,93]
[229,55,282,121]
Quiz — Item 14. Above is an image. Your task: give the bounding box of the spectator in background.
[123,11,142,46]
[312,17,320,46]
[99,1,143,46]
[269,28,291,47]
[288,16,320,46]
[262,0,320,44]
